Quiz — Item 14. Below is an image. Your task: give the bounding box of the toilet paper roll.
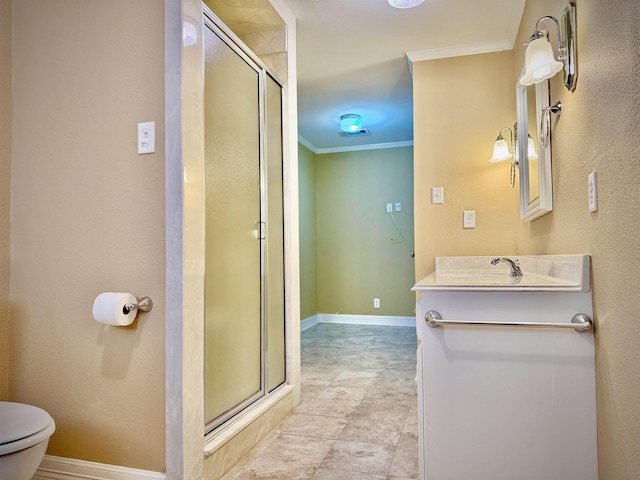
[92,292,138,326]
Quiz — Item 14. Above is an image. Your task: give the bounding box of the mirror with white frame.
[516,65,553,221]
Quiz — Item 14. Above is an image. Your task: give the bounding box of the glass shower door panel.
[204,25,262,426]
[265,75,285,392]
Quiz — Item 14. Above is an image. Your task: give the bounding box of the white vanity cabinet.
[413,255,598,480]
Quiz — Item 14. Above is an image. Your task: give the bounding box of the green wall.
[298,144,318,319]
[299,145,415,319]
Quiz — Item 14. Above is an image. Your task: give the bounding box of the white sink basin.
[414,254,590,292]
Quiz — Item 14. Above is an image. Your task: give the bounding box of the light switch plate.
[138,121,155,154]
[432,187,444,204]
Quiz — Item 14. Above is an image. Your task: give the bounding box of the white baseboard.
[315,313,415,327]
[34,455,165,480]
[300,314,320,331]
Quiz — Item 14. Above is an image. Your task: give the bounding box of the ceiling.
[279,0,526,153]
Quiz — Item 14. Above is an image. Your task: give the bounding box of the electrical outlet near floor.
[373,298,380,308]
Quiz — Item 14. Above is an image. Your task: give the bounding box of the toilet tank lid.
[0,401,54,445]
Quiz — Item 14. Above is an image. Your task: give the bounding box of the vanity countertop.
[413,254,590,293]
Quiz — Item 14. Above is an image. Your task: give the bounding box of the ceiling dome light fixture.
[388,0,424,8]
[340,114,362,133]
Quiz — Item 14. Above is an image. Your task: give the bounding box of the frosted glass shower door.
[265,74,285,392]
[203,23,262,427]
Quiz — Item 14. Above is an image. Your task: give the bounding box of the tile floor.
[221,323,419,479]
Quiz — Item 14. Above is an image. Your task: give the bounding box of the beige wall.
[10,1,165,471]
[298,144,318,320]
[413,50,519,281]
[414,0,640,477]
[316,147,415,316]
[516,1,640,477]
[0,0,11,401]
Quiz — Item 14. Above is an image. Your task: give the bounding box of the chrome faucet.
[491,257,523,277]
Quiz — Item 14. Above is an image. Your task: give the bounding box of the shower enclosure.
[203,9,286,434]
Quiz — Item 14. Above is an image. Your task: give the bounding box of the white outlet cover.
[463,210,475,228]
[588,171,598,212]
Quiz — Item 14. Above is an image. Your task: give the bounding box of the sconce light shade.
[520,37,564,86]
[514,135,538,163]
[388,0,424,8]
[490,126,518,188]
[527,134,538,160]
[489,136,513,163]
[340,114,362,133]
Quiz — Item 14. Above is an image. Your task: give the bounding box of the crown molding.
[297,135,318,153]
[406,39,513,68]
[406,0,525,68]
[298,135,413,155]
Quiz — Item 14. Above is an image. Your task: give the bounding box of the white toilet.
[0,401,56,480]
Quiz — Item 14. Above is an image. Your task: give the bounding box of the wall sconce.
[340,114,362,133]
[520,2,577,91]
[489,126,518,188]
[489,125,538,188]
[489,128,513,163]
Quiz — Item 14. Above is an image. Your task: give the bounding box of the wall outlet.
[395,202,402,212]
[386,203,393,213]
[463,210,475,228]
[373,298,380,308]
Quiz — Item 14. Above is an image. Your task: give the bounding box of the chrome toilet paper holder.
[123,296,153,315]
